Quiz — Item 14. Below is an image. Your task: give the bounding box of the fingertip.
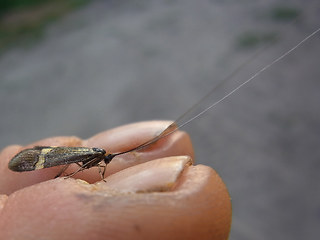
[174,165,232,239]
[84,121,194,177]
[85,121,174,151]
[103,156,193,193]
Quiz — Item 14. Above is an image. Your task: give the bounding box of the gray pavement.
[0,0,319,239]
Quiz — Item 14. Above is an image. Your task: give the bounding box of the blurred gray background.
[0,0,319,239]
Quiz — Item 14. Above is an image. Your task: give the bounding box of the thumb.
[0,156,231,240]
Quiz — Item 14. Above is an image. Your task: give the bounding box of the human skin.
[0,121,231,240]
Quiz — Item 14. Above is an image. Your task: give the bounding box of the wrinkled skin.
[0,121,231,240]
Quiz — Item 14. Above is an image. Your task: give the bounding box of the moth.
[8,28,320,178]
[8,146,113,178]
[8,123,175,178]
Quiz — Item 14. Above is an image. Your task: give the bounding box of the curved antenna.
[111,27,320,159]
[110,47,265,159]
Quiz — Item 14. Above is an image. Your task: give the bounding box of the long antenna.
[112,27,320,158]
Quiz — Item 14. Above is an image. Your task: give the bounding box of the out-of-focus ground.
[0,0,319,239]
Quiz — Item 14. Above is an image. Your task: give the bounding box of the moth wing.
[8,148,42,172]
[42,147,104,168]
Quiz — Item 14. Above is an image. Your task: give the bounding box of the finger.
[0,156,231,240]
[0,121,193,194]
[81,121,194,182]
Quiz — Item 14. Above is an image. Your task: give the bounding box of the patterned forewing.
[42,147,104,168]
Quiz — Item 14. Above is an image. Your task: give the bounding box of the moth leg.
[59,155,94,179]
[96,163,107,181]
[62,162,86,178]
[55,164,70,178]
[65,156,99,178]
[64,165,85,178]
[101,164,107,180]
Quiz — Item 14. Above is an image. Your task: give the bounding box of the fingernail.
[101,156,192,193]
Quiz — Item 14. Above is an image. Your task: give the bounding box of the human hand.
[0,121,231,240]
